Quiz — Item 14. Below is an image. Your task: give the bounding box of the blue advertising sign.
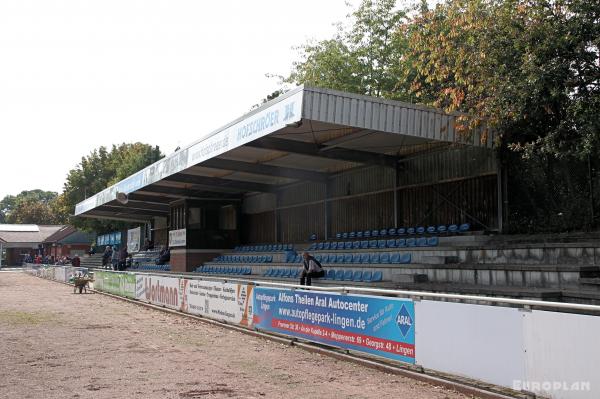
[253,288,415,364]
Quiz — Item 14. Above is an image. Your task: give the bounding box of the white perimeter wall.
[415,300,600,399]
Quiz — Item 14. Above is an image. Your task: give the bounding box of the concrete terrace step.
[393,282,564,301]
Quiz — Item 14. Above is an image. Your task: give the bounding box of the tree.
[0,190,65,225]
[286,0,411,100]
[404,0,600,158]
[57,143,163,232]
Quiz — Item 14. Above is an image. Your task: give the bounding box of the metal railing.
[125,269,600,313]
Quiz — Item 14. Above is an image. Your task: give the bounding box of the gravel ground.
[0,272,477,399]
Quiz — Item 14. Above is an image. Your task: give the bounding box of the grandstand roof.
[75,86,494,221]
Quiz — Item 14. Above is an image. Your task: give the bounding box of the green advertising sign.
[94,271,136,298]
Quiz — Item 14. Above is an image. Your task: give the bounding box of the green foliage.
[58,143,163,232]
[287,0,412,99]
[404,0,600,158]
[0,190,65,225]
[286,0,600,231]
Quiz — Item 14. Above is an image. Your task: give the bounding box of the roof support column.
[497,158,504,233]
[324,181,331,240]
[274,192,280,244]
[0,242,3,268]
[394,163,400,229]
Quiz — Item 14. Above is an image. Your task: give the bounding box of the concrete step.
[392,273,428,283]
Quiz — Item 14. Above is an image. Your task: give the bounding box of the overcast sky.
[0,0,351,199]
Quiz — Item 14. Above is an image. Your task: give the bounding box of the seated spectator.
[143,238,154,251]
[299,251,325,286]
[71,254,81,268]
[157,247,170,264]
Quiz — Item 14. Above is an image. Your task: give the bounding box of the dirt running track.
[0,272,476,399]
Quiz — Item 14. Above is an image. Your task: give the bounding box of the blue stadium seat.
[356,231,364,238]
[264,268,272,276]
[353,271,363,282]
[329,254,337,264]
[448,224,458,233]
[459,223,471,233]
[426,226,436,234]
[336,233,342,239]
[371,229,379,237]
[343,270,353,280]
[400,253,412,264]
[406,238,416,247]
[368,240,378,249]
[416,237,427,247]
[395,238,405,247]
[343,253,353,263]
[322,254,330,263]
[236,267,242,274]
[281,269,290,278]
[352,253,361,264]
[317,242,324,250]
[360,240,369,249]
[388,228,397,236]
[397,228,406,235]
[377,239,387,249]
[266,256,273,263]
[371,271,383,282]
[390,253,401,263]
[315,255,322,262]
[360,253,370,264]
[349,232,356,238]
[379,229,387,236]
[437,225,447,233]
[336,254,345,263]
[330,242,338,250]
[416,226,425,235]
[272,269,281,277]
[323,242,331,250]
[369,253,381,264]
[380,252,390,263]
[325,269,336,280]
[342,232,349,239]
[344,241,353,250]
[334,270,344,280]
[363,230,371,238]
[407,227,415,235]
[352,241,360,249]
[387,239,397,248]
[362,271,373,282]
[427,237,439,246]
[310,234,317,241]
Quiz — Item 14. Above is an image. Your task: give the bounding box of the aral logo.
[396,304,413,337]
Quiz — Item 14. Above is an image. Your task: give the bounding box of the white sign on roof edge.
[74,88,304,216]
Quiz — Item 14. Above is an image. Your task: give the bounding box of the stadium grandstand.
[75,86,600,303]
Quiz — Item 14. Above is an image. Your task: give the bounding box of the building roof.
[43,225,95,245]
[74,86,494,221]
[0,225,64,246]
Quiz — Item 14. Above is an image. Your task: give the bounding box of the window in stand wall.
[219,205,236,230]
[188,207,203,230]
[170,204,186,230]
